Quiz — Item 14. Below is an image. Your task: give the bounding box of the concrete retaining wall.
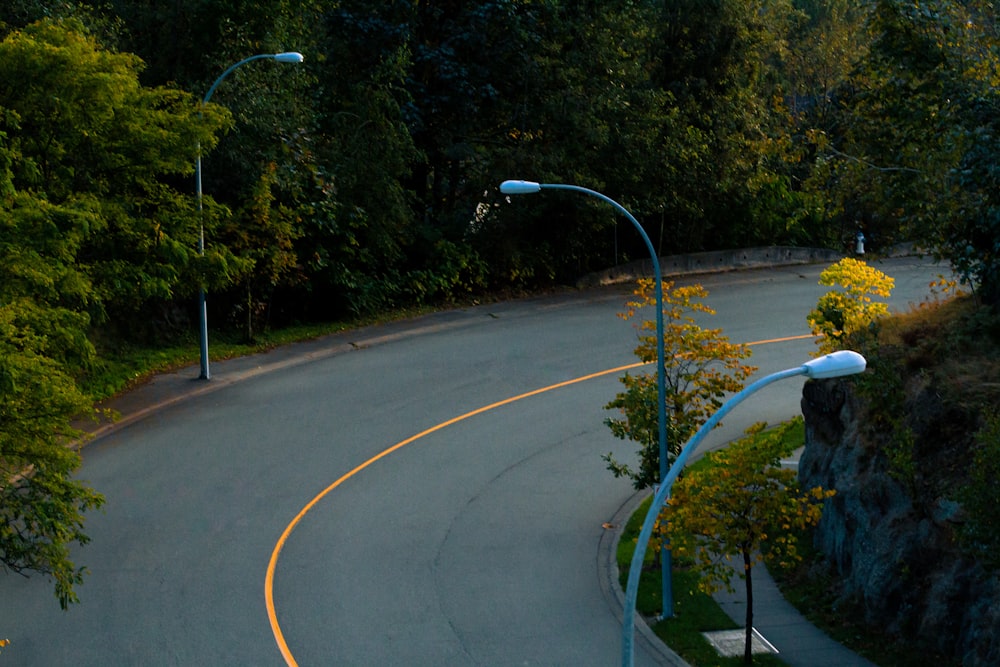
[576,246,846,288]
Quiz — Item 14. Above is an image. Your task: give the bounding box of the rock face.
[799,378,1000,666]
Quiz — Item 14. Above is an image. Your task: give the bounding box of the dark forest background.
[5,1,998,342]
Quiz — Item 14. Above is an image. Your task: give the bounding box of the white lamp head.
[500,180,542,195]
[274,52,305,63]
[802,350,867,379]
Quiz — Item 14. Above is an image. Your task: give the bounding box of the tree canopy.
[0,19,231,326]
[5,1,994,320]
[0,148,105,609]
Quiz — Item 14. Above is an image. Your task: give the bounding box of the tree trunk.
[245,281,254,344]
[744,548,754,664]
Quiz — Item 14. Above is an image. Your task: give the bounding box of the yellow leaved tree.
[807,257,895,354]
[657,421,835,665]
[604,279,756,490]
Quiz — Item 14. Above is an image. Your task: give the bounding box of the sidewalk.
[712,563,877,667]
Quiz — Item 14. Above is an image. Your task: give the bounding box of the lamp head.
[803,350,867,379]
[500,180,542,195]
[274,52,305,63]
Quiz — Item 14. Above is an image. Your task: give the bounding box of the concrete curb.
[598,490,691,666]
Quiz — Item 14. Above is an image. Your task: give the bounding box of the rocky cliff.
[799,376,1000,667]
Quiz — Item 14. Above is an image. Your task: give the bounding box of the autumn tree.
[658,421,835,664]
[604,279,756,489]
[220,163,302,341]
[807,257,895,354]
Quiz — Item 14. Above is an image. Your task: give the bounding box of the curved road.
[1,257,943,665]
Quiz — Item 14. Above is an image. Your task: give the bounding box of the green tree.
[0,19,231,329]
[784,0,869,127]
[658,421,834,664]
[802,0,1000,301]
[327,1,684,292]
[0,181,105,609]
[935,1,1000,304]
[604,279,756,489]
[73,0,319,324]
[775,0,871,248]
[804,0,965,251]
[640,0,807,252]
[307,1,419,314]
[0,19,230,604]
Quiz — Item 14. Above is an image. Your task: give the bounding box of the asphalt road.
[0,256,945,666]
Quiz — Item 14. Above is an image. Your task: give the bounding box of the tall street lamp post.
[196,51,304,380]
[620,349,867,667]
[498,180,675,612]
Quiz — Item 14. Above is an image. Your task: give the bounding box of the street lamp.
[196,51,304,380]
[499,179,675,611]
[620,349,867,667]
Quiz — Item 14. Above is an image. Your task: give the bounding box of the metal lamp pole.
[196,51,304,380]
[499,179,674,612]
[620,349,867,667]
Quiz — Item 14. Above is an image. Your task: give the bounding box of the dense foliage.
[1,0,999,606]
[798,289,1000,663]
[958,411,1000,569]
[4,1,998,326]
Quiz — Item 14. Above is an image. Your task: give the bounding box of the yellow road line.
[264,332,818,664]
[746,333,816,346]
[264,361,642,665]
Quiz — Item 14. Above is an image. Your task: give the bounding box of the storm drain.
[702,627,778,657]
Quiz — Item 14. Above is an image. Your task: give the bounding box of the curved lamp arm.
[203,52,304,104]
